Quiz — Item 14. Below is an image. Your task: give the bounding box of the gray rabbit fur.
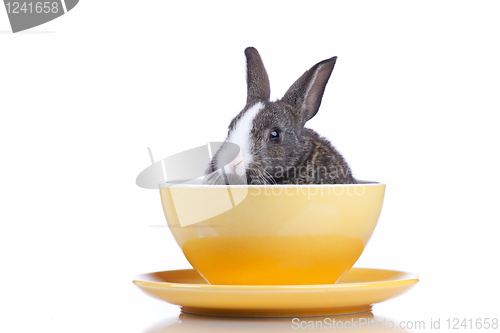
[204,47,356,185]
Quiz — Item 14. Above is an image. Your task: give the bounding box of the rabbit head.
[205,47,353,185]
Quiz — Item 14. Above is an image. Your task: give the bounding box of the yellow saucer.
[133,268,418,317]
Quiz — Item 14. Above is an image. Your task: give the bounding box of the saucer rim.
[132,267,419,290]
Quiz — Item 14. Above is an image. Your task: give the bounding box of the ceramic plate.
[133,268,418,317]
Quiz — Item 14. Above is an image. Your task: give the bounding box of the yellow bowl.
[159,182,385,285]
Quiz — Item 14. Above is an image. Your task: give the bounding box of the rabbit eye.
[269,129,281,142]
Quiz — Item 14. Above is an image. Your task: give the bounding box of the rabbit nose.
[226,152,245,176]
[234,154,243,166]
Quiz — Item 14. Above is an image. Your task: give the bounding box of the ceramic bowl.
[159,181,385,285]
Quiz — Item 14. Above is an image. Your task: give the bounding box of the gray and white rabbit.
[204,47,356,185]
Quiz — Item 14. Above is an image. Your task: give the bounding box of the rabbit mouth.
[223,173,247,185]
[246,165,276,185]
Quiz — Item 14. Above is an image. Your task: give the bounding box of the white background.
[1,1,499,332]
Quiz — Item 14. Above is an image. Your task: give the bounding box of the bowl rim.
[159,180,385,188]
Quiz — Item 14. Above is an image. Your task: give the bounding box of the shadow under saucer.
[143,311,414,333]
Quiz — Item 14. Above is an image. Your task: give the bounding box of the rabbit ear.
[245,47,270,105]
[281,56,337,124]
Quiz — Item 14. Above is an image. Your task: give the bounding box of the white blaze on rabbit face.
[216,102,264,176]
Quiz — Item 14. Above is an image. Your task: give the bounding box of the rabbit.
[204,47,356,185]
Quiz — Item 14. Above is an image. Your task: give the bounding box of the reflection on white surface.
[144,311,413,333]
